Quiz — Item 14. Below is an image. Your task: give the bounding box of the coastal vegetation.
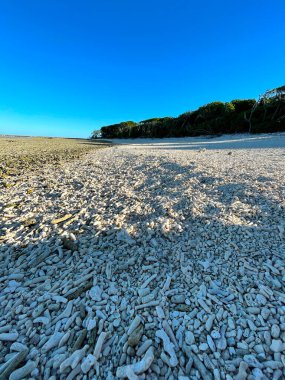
[93,86,285,139]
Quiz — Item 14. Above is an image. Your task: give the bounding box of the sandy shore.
[0,134,285,379]
[110,132,285,151]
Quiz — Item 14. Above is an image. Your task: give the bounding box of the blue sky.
[0,0,285,138]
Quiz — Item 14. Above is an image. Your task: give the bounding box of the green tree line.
[92,93,285,139]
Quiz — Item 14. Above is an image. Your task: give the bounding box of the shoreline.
[0,137,111,181]
[0,136,285,379]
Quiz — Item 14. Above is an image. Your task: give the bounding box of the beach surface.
[110,132,285,150]
[1,133,285,379]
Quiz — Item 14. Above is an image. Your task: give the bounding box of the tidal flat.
[0,136,109,181]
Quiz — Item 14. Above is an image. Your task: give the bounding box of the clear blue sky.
[0,0,285,138]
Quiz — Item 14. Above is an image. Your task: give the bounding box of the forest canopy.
[92,88,285,139]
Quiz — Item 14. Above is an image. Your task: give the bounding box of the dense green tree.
[95,89,285,138]
[231,99,256,113]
